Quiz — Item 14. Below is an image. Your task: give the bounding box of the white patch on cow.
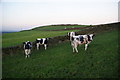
[23,41,32,58]
[71,34,94,53]
[36,38,48,50]
[68,31,75,41]
[89,34,94,41]
[25,49,31,58]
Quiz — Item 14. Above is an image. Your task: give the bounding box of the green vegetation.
[3,30,118,78]
[32,25,87,31]
[2,25,87,48]
[2,30,79,48]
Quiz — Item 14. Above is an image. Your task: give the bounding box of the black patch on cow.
[79,36,84,43]
[36,39,43,44]
[27,42,31,45]
[76,38,79,40]
[25,44,31,49]
[40,39,43,44]
[92,34,95,39]
[23,42,25,44]
[68,32,70,36]
[24,43,32,49]
[44,38,48,44]
[86,40,88,44]
[36,39,39,43]
[87,35,91,41]
[71,37,74,41]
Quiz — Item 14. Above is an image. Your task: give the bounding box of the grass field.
[32,25,87,31]
[2,30,118,78]
[2,30,80,48]
[2,25,87,48]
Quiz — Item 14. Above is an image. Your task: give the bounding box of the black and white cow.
[68,31,75,41]
[23,41,32,58]
[36,38,49,50]
[71,34,95,53]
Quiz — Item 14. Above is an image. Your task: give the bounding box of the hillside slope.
[2,22,119,48]
[31,24,87,31]
[3,30,118,78]
[2,25,86,48]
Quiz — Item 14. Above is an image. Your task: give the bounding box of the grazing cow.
[71,34,95,53]
[36,38,49,50]
[23,41,32,58]
[68,31,75,41]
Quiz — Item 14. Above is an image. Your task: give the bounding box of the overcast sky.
[1,0,119,31]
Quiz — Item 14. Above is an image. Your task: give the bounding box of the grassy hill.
[2,30,78,48]
[31,24,87,31]
[2,23,119,78]
[2,30,118,78]
[2,25,86,48]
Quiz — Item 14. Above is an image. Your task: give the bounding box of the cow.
[23,41,32,58]
[68,31,75,41]
[36,38,49,50]
[71,34,95,53]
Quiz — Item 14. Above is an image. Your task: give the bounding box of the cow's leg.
[28,54,30,58]
[25,49,28,58]
[27,50,29,58]
[85,41,91,50]
[71,42,75,52]
[73,47,75,52]
[37,43,39,50]
[28,53,30,58]
[74,43,78,53]
[72,44,75,53]
[70,37,71,41]
[75,46,78,53]
[25,49,27,58]
[71,42,78,53]
[44,44,47,50]
[28,49,31,58]
[85,43,88,50]
[29,49,31,54]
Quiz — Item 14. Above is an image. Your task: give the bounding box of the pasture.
[31,25,87,31]
[2,25,86,48]
[2,30,80,48]
[2,30,118,78]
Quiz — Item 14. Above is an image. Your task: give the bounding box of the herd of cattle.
[23,32,95,58]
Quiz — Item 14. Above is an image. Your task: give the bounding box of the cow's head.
[46,38,51,40]
[89,34,95,41]
[23,41,32,47]
[67,32,70,36]
[68,32,75,37]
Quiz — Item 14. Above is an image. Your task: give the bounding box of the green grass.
[2,30,118,78]
[32,25,87,31]
[2,25,87,48]
[2,30,79,48]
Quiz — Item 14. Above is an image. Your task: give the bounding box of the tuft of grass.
[2,30,118,78]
